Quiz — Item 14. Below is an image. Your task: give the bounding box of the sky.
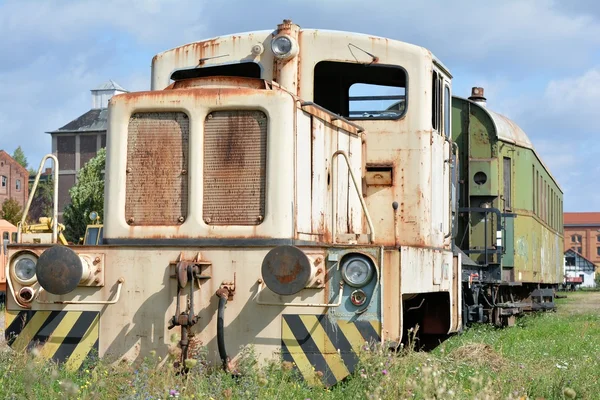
[0,0,598,212]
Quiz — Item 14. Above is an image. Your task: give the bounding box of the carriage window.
[314,61,407,120]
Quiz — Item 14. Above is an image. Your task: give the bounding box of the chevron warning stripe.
[281,314,381,386]
[4,310,99,371]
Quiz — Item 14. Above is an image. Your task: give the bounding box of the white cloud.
[1,0,600,211]
[544,68,600,124]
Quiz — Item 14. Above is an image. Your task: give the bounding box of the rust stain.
[301,103,363,136]
[203,110,267,226]
[170,38,221,65]
[125,112,189,226]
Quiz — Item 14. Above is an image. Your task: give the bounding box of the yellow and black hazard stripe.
[281,314,381,386]
[4,310,99,371]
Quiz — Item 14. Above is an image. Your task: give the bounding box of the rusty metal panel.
[203,110,267,225]
[125,112,189,225]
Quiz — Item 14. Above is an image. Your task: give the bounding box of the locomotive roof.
[154,28,436,59]
[454,96,562,192]
[151,27,450,90]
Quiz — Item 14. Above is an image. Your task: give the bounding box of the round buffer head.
[261,245,312,296]
[37,245,83,295]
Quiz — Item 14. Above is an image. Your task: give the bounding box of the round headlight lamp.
[12,253,38,284]
[341,254,374,287]
[271,35,298,59]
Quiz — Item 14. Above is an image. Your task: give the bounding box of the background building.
[564,248,597,288]
[564,212,600,266]
[47,80,127,218]
[0,150,29,208]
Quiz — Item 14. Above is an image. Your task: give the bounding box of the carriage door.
[502,157,515,268]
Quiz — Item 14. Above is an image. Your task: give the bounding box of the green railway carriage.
[452,87,563,327]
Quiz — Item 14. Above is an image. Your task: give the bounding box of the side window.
[314,61,407,120]
[1,175,6,187]
[444,85,451,137]
[432,72,441,131]
[16,179,21,191]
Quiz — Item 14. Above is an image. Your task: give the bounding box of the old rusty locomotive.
[3,20,561,385]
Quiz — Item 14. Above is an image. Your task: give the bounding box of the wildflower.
[382,369,388,375]
[169,389,180,397]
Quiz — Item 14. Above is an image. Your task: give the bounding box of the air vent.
[203,110,267,225]
[125,112,189,225]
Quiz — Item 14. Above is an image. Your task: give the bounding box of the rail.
[35,278,125,305]
[331,150,375,243]
[19,154,59,244]
[254,280,344,307]
[444,141,459,239]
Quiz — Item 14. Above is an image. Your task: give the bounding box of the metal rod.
[36,278,125,304]
[19,154,59,244]
[332,150,375,243]
[254,281,344,307]
[349,95,405,101]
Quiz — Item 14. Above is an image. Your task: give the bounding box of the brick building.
[0,150,29,208]
[46,80,127,217]
[564,212,600,266]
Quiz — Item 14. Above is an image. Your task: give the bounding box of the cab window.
[314,61,407,120]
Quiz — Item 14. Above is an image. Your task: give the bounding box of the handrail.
[19,154,59,244]
[445,141,459,239]
[35,277,125,305]
[331,150,375,243]
[254,280,344,307]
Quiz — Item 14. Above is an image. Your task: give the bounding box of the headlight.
[341,254,374,287]
[12,253,38,284]
[271,35,298,59]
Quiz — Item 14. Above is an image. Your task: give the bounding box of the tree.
[29,178,54,222]
[12,146,28,168]
[63,148,105,243]
[1,198,23,226]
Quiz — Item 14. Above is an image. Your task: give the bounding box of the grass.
[1,292,599,399]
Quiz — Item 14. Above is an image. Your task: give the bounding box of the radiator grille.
[125,112,189,225]
[203,110,267,225]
